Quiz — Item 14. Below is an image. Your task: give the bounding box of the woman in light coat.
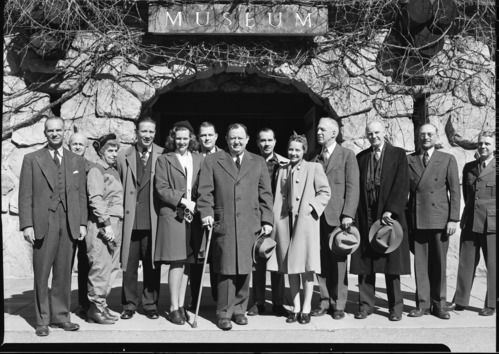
[154,120,202,325]
[267,133,331,324]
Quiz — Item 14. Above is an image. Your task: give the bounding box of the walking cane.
[192,226,213,328]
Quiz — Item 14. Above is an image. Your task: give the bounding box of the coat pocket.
[486,181,496,198]
[486,209,496,233]
[213,208,225,237]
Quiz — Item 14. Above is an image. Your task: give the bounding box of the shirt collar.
[137,144,152,153]
[97,158,111,170]
[47,145,64,157]
[421,146,435,159]
[323,141,336,155]
[373,142,385,152]
[482,155,494,167]
[232,151,244,161]
[265,152,278,163]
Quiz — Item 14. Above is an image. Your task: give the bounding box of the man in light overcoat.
[19,117,87,336]
[350,120,410,322]
[406,124,460,320]
[117,117,163,320]
[311,117,360,320]
[197,123,274,330]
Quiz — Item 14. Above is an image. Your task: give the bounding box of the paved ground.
[3,267,496,352]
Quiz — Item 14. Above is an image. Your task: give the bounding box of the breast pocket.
[486,182,495,198]
[486,209,496,233]
[213,208,225,237]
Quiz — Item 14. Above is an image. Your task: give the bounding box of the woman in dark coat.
[154,121,202,325]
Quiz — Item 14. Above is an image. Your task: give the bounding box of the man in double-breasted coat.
[350,120,410,322]
[311,117,360,320]
[197,123,274,331]
[19,117,87,336]
[447,131,496,316]
[406,123,460,320]
[117,117,163,320]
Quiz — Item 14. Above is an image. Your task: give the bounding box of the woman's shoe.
[286,312,299,323]
[103,307,119,321]
[180,307,190,322]
[87,307,115,325]
[169,309,185,325]
[298,312,311,324]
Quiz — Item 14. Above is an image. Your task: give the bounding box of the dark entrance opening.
[151,74,327,157]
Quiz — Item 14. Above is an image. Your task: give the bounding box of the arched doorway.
[151,73,327,157]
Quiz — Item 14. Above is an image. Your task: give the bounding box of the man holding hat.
[311,117,360,320]
[406,124,460,320]
[197,123,274,330]
[350,120,410,322]
[117,116,163,320]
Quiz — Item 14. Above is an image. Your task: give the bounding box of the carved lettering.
[268,12,282,27]
[295,12,312,27]
[245,12,255,28]
[222,12,232,26]
[166,11,182,26]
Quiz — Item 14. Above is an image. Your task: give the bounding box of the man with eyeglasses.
[197,123,274,331]
[406,123,460,320]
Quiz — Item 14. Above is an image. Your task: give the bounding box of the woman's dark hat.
[329,225,360,256]
[368,219,404,254]
[93,133,117,152]
[173,120,194,134]
[252,232,277,264]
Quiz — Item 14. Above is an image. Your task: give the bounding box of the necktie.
[374,148,381,162]
[322,148,329,162]
[53,150,60,167]
[141,148,148,167]
[235,156,241,171]
[480,161,486,174]
[423,152,429,167]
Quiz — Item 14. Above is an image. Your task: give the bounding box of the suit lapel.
[64,148,74,188]
[217,151,238,180]
[35,148,55,191]
[408,153,424,180]
[418,150,442,187]
[191,153,202,188]
[325,144,340,176]
[479,159,496,177]
[125,146,137,185]
[237,151,253,181]
[165,152,186,178]
[151,144,162,175]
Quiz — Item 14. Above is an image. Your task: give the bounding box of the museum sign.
[148,3,328,36]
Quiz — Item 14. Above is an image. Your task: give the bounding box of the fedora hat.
[368,219,403,254]
[252,232,277,264]
[329,226,360,256]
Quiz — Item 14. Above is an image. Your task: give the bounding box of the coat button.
[296,196,300,200]
[130,191,134,195]
[430,191,434,194]
[475,197,479,200]
[296,179,299,183]
[126,211,130,214]
[237,213,241,217]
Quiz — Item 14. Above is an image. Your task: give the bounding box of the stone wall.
[2,31,495,278]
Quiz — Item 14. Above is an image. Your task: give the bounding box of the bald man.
[350,121,410,322]
[406,124,460,320]
[68,132,93,318]
[311,117,359,320]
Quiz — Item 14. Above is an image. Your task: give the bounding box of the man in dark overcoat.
[310,117,360,320]
[197,123,274,330]
[19,117,87,336]
[447,130,496,316]
[117,116,163,320]
[406,123,460,320]
[350,120,410,322]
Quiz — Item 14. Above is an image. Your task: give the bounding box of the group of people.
[19,115,495,336]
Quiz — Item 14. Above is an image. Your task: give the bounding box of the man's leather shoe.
[298,312,311,324]
[180,307,190,322]
[354,311,371,319]
[310,307,328,317]
[432,308,450,319]
[49,322,80,331]
[479,307,495,316]
[35,325,49,336]
[217,318,232,330]
[74,305,89,318]
[87,309,115,325]
[408,308,430,317]
[247,304,265,316]
[272,305,289,317]
[232,314,248,325]
[389,313,402,321]
[146,309,159,320]
[333,310,345,320]
[286,312,299,323]
[169,309,185,325]
[120,310,135,320]
[103,307,118,321]
[446,302,465,311]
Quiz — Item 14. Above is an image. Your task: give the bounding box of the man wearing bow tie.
[117,117,164,320]
[406,124,460,320]
[197,123,274,330]
[310,117,360,320]
[19,117,87,336]
[447,130,496,316]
